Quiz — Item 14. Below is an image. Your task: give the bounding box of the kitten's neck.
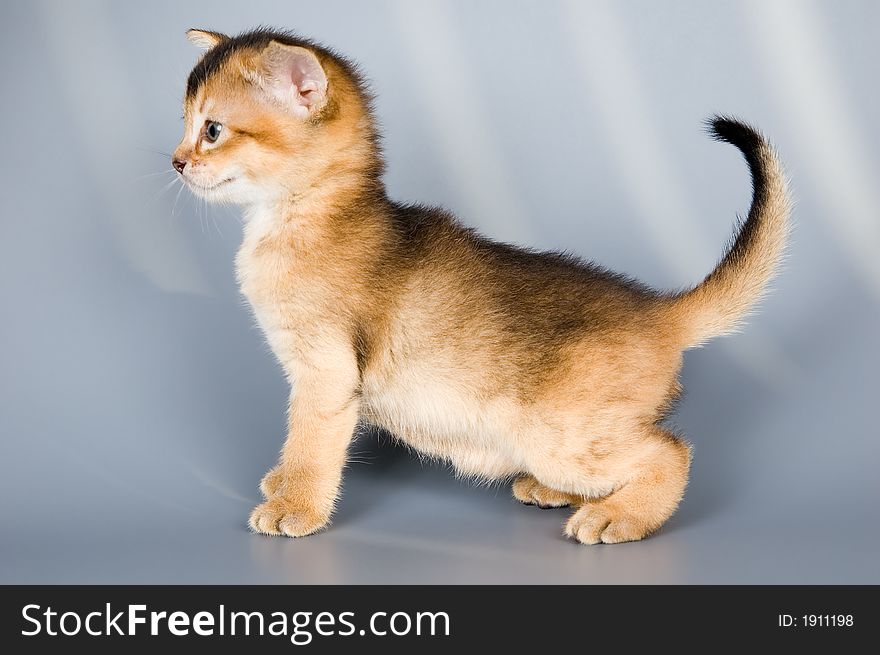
[241,174,386,247]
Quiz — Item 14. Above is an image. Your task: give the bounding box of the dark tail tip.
[705,115,765,153]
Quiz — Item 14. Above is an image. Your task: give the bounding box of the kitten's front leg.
[249,350,360,538]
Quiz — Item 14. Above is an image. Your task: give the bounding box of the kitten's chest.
[234,240,324,331]
[234,228,322,342]
[235,242,293,306]
[235,209,317,309]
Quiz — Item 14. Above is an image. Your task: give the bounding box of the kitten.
[173,28,790,544]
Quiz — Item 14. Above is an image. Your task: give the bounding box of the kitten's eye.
[204,121,223,143]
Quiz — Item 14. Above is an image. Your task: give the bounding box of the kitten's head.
[173,28,376,206]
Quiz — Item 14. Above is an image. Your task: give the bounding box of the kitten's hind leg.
[512,475,583,509]
[563,427,691,544]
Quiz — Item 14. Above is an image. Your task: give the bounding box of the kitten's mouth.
[190,177,235,192]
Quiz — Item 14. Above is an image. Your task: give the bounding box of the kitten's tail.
[670,116,791,349]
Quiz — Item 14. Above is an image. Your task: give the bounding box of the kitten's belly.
[359,368,523,478]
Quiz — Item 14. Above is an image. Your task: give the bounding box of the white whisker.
[131,169,177,184]
[171,179,185,219]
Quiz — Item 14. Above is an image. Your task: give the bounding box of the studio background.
[1,0,878,583]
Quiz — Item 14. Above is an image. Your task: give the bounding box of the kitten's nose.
[172,158,187,173]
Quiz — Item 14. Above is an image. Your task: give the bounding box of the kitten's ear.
[186,29,227,51]
[257,41,328,119]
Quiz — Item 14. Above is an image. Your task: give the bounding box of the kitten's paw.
[259,465,284,498]
[512,475,579,509]
[564,501,649,545]
[248,497,329,538]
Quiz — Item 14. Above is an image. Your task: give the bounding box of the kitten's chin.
[186,177,253,205]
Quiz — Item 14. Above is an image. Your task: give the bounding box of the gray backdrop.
[1,0,878,584]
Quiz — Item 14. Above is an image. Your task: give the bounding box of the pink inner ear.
[293,72,319,105]
[298,79,319,98]
[260,43,328,116]
[285,51,327,109]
